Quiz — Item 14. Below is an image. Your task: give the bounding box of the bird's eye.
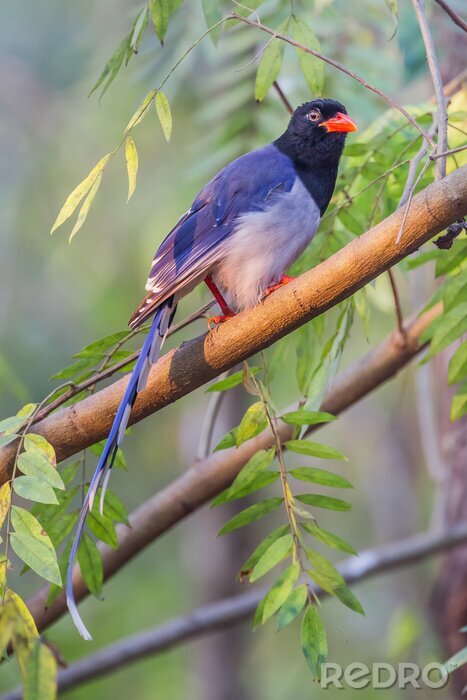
[307,109,321,122]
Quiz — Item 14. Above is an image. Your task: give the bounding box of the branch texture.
[0,167,465,486]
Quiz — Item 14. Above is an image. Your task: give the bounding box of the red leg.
[263,275,295,298]
[205,275,236,327]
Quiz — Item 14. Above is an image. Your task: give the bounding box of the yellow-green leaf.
[217,497,283,536]
[277,584,308,630]
[261,563,300,623]
[18,452,64,490]
[125,90,157,133]
[155,91,172,141]
[13,477,58,505]
[5,589,39,640]
[250,534,293,582]
[78,533,103,598]
[125,136,139,202]
[69,172,103,243]
[0,482,11,530]
[23,640,57,700]
[236,401,268,446]
[50,154,110,234]
[24,434,56,465]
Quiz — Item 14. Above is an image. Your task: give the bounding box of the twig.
[32,301,214,424]
[387,269,405,336]
[196,369,232,459]
[433,0,467,33]
[273,81,293,114]
[431,144,467,160]
[412,0,448,178]
[226,13,434,146]
[5,523,467,698]
[24,301,443,633]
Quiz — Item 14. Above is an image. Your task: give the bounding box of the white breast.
[211,178,320,312]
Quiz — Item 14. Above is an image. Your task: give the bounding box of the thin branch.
[25,301,442,633]
[433,0,467,33]
[431,144,467,159]
[196,369,232,459]
[0,168,465,486]
[387,269,405,336]
[6,524,467,698]
[412,0,449,178]
[273,80,293,114]
[32,301,214,424]
[226,13,435,146]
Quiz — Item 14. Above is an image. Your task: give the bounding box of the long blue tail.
[66,298,176,639]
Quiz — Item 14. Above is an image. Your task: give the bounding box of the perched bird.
[67,98,357,638]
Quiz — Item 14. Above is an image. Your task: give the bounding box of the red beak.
[321,112,358,133]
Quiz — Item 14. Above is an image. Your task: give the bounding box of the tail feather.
[66,298,176,639]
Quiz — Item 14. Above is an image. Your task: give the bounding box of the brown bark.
[0,166,465,486]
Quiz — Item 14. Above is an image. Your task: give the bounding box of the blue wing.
[129,145,296,328]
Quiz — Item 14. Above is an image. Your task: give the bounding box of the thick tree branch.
[26,301,441,633]
[0,168,465,488]
[5,523,467,698]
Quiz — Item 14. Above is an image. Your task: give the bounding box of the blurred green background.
[0,1,465,697]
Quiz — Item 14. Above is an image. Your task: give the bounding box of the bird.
[66,98,357,638]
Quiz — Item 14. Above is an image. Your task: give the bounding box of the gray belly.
[211,178,320,311]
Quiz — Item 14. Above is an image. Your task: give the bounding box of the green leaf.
[250,534,293,582]
[125,136,139,202]
[87,510,118,549]
[425,303,467,359]
[78,533,103,598]
[214,472,279,505]
[47,541,71,607]
[155,91,172,141]
[290,17,324,95]
[90,442,127,470]
[0,434,18,449]
[13,477,58,505]
[261,563,300,623]
[201,0,223,43]
[50,154,111,234]
[59,461,80,487]
[45,512,77,549]
[281,410,336,427]
[0,415,26,435]
[255,19,288,101]
[296,494,352,511]
[451,380,467,421]
[212,448,275,507]
[18,452,64,490]
[435,240,467,277]
[344,143,368,156]
[89,33,130,99]
[68,172,103,242]
[301,605,327,679]
[149,0,172,42]
[285,439,347,461]
[443,269,467,312]
[233,0,265,17]
[129,8,148,56]
[290,467,353,489]
[23,640,57,700]
[99,488,130,525]
[206,367,260,392]
[217,497,283,536]
[10,526,61,586]
[4,589,39,640]
[125,90,157,133]
[448,342,467,385]
[0,482,11,530]
[384,0,399,39]
[238,525,290,581]
[277,584,308,630]
[213,429,237,451]
[236,402,268,446]
[306,549,364,614]
[301,521,357,556]
[24,434,56,465]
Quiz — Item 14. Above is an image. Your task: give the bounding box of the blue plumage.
[66,99,356,638]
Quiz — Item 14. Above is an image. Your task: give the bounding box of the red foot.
[208,312,235,329]
[204,275,234,316]
[263,275,295,298]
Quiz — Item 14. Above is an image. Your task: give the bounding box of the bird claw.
[208,313,235,329]
[262,275,295,299]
